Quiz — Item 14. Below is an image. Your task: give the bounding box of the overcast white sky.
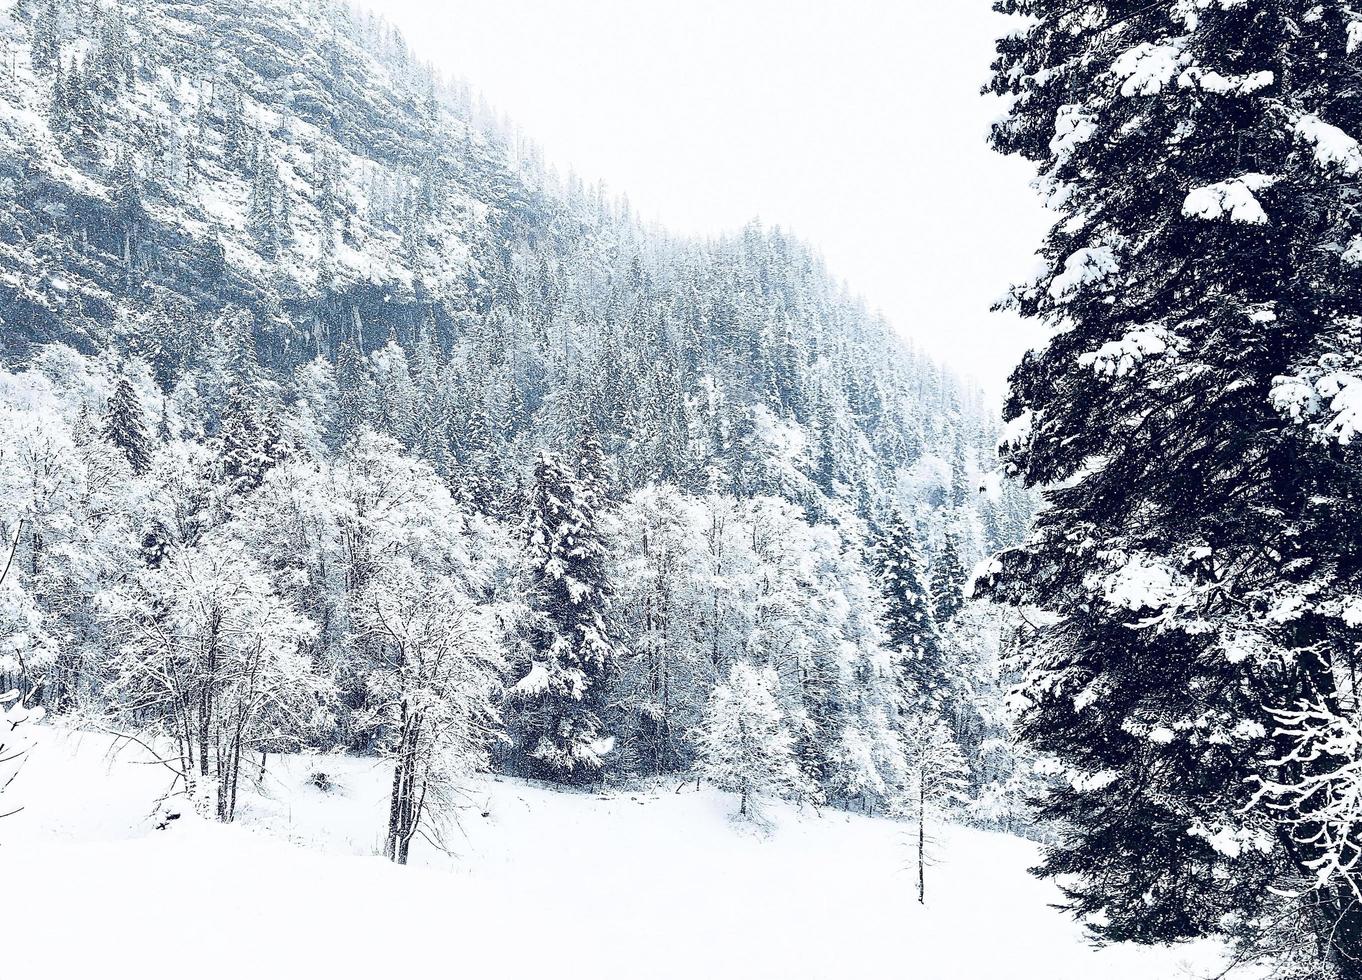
[358,0,1051,394]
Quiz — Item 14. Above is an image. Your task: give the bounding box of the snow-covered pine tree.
[248,144,281,260]
[695,660,800,817]
[985,2,1362,972]
[102,369,151,474]
[874,510,946,711]
[218,391,281,495]
[111,150,145,269]
[792,646,843,805]
[29,0,58,74]
[508,451,618,784]
[457,408,496,512]
[928,531,966,625]
[367,339,417,449]
[46,56,68,133]
[408,328,452,472]
[334,339,372,444]
[576,425,611,506]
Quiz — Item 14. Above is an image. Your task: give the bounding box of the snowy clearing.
[5,726,1236,980]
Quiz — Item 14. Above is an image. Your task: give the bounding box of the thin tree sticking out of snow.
[901,714,968,905]
[0,519,43,822]
[0,691,42,821]
[695,661,801,817]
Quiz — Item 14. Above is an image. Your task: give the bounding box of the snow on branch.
[1249,702,1362,901]
[1077,325,1177,378]
[0,689,43,820]
[1050,105,1096,164]
[1111,40,1187,97]
[1049,246,1119,301]
[1271,345,1362,446]
[1182,174,1277,225]
[1294,114,1362,178]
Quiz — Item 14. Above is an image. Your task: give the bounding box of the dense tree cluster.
[0,0,1031,542]
[0,344,1029,827]
[0,0,1041,866]
[0,334,1033,850]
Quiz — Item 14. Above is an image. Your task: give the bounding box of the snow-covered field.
[6,725,1234,980]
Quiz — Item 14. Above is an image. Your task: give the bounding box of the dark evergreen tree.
[507,451,618,784]
[112,150,145,269]
[335,339,371,443]
[575,425,610,506]
[949,457,970,510]
[249,144,284,259]
[63,56,101,150]
[47,57,69,132]
[985,2,1362,973]
[794,653,841,804]
[140,519,171,569]
[874,511,944,712]
[91,7,133,94]
[102,371,151,474]
[219,390,282,495]
[928,532,966,625]
[30,0,59,74]
[457,408,495,513]
[221,90,251,172]
[812,396,839,493]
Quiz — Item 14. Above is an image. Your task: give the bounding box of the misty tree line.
[0,337,1039,861]
[0,0,1037,878]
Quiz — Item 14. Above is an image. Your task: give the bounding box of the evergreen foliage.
[985,1,1362,972]
[928,532,966,626]
[875,511,946,711]
[102,369,151,475]
[695,661,801,817]
[508,451,618,783]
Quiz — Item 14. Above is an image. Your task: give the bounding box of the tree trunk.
[385,703,418,865]
[1320,885,1362,979]
[384,757,403,863]
[917,780,926,905]
[226,723,245,822]
[198,662,214,780]
[385,747,407,862]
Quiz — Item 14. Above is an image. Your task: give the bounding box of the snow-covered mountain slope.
[6,726,1238,980]
[0,0,1033,534]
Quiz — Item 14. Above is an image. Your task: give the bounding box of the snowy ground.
[6,725,1239,980]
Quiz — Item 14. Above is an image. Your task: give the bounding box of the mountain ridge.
[0,0,1027,539]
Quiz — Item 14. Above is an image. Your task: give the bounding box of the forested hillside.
[0,0,1036,852]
